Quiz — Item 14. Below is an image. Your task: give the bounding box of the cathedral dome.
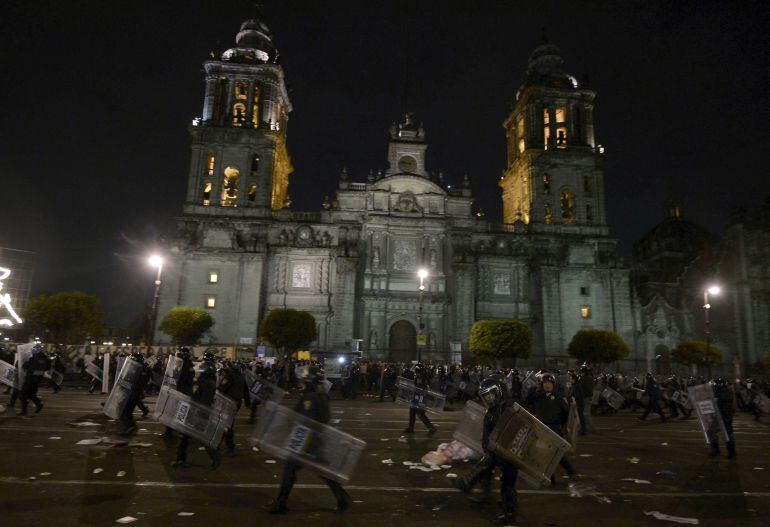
[633,204,711,266]
[524,39,578,89]
[221,18,276,63]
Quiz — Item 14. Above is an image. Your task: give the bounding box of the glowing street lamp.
[703,284,721,367]
[147,255,164,348]
[416,268,429,362]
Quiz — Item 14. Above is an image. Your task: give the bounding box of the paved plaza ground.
[0,386,768,527]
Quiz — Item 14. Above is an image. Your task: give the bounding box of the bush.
[259,309,317,353]
[469,320,532,364]
[671,340,722,366]
[567,328,630,365]
[24,292,105,344]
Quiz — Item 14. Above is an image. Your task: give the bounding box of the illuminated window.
[516,115,525,153]
[544,204,552,224]
[586,204,593,224]
[251,86,260,126]
[221,166,240,207]
[580,306,591,319]
[201,181,212,206]
[247,183,257,202]
[208,272,218,284]
[251,154,260,176]
[555,107,566,123]
[543,108,550,125]
[556,127,567,147]
[235,82,248,100]
[206,152,215,176]
[232,103,246,126]
[544,125,551,150]
[561,189,575,223]
[206,296,217,309]
[543,174,551,194]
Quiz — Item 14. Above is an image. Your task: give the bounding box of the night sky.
[1,1,768,326]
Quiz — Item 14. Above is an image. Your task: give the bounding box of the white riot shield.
[453,400,486,453]
[321,379,332,394]
[687,384,728,445]
[521,371,538,400]
[85,360,103,382]
[248,374,286,404]
[14,344,34,389]
[565,397,580,452]
[145,355,158,369]
[396,377,445,414]
[102,353,110,394]
[154,385,236,449]
[590,383,604,405]
[162,355,184,389]
[756,394,770,414]
[670,390,691,410]
[43,369,64,387]
[103,358,144,419]
[0,359,17,388]
[601,387,625,410]
[557,373,572,395]
[488,402,571,488]
[251,400,366,483]
[116,356,127,380]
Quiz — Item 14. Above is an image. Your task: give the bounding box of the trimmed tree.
[567,328,631,366]
[259,309,318,356]
[24,291,105,344]
[158,306,214,345]
[469,320,532,366]
[671,340,721,373]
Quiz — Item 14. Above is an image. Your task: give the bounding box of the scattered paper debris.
[446,473,458,478]
[117,471,127,477]
[115,517,138,524]
[403,461,415,466]
[177,512,195,516]
[569,483,597,498]
[93,468,103,474]
[353,500,364,503]
[252,446,259,452]
[622,478,651,484]
[380,438,389,442]
[381,459,394,464]
[39,472,51,476]
[643,511,699,524]
[627,457,640,464]
[27,476,36,481]
[33,445,44,448]
[265,459,277,464]
[440,464,452,469]
[330,419,341,424]
[365,413,372,416]
[432,506,441,511]
[397,436,407,443]
[753,467,764,471]
[48,437,61,440]
[76,438,102,446]
[661,442,669,446]
[596,496,612,504]
[129,443,152,448]
[656,470,676,477]
[70,421,100,427]
[579,454,593,457]
[198,447,205,451]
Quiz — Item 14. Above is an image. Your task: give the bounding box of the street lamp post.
[147,255,164,348]
[417,268,428,363]
[703,285,720,373]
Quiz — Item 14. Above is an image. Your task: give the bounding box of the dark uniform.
[378,365,398,402]
[402,366,437,436]
[19,345,51,416]
[217,362,244,455]
[270,367,351,514]
[527,374,575,480]
[639,373,667,422]
[119,354,150,437]
[453,379,519,525]
[158,349,195,439]
[709,378,736,458]
[173,353,221,469]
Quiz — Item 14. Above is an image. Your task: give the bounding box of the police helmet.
[176,347,191,358]
[712,376,727,387]
[478,378,502,405]
[539,372,556,384]
[130,351,145,364]
[202,350,216,362]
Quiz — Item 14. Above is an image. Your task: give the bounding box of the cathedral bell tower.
[184,17,293,216]
[500,38,607,232]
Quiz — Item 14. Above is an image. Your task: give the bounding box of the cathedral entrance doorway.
[389,320,416,363]
[654,344,671,375]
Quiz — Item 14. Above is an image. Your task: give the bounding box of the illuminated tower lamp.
[147,255,164,347]
[703,285,721,367]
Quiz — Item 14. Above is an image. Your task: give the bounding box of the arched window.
[516,114,525,153]
[232,103,246,127]
[201,181,212,206]
[251,86,260,127]
[235,82,248,100]
[544,203,552,225]
[561,189,576,223]
[206,151,215,176]
[251,154,260,176]
[221,166,240,207]
[247,183,257,203]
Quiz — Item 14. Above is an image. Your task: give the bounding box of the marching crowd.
[1,342,769,525]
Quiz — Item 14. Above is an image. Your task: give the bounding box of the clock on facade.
[398,155,417,173]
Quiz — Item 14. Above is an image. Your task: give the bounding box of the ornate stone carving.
[291,263,312,288]
[494,273,511,295]
[393,239,416,271]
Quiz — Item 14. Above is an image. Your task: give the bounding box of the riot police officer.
[527,372,576,481]
[158,347,195,439]
[217,360,244,456]
[709,377,736,458]
[639,372,667,422]
[18,344,51,416]
[453,378,519,525]
[378,364,398,402]
[119,352,150,437]
[402,364,437,436]
[269,365,351,514]
[172,350,221,469]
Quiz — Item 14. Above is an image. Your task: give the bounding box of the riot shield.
[590,383,604,405]
[687,383,728,445]
[0,359,17,388]
[103,359,145,419]
[85,360,103,382]
[452,400,486,453]
[162,355,184,389]
[248,374,286,404]
[43,369,64,387]
[396,377,445,414]
[102,353,110,394]
[145,355,158,369]
[521,371,538,400]
[14,344,34,389]
[601,387,625,410]
[251,400,366,483]
[488,402,572,487]
[565,397,580,452]
[323,361,345,379]
[756,394,770,414]
[154,385,236,449]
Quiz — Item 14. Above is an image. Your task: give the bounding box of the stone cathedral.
[155,18,639,366]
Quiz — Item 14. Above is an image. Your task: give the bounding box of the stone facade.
[155,20,642,366]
